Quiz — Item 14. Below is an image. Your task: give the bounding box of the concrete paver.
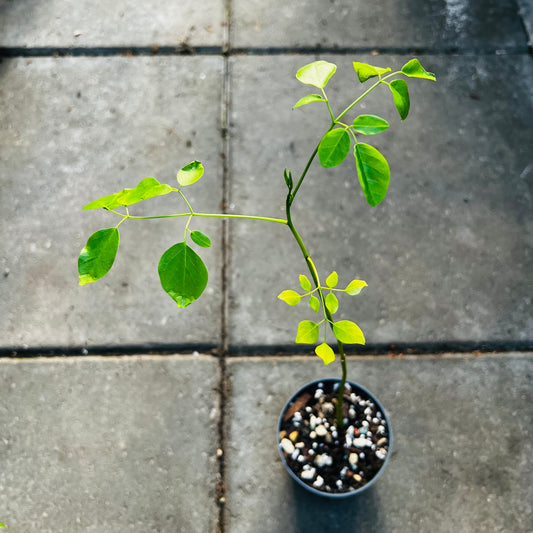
[0,56,225,348]
[231,0,528,50]
[225,354,533,533]
[227,54,533,347]
[0,355,220,532]
[0,0,226,47]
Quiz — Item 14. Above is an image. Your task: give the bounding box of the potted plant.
[78,58,435,496]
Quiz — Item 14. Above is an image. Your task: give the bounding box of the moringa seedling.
[79,58,436,426]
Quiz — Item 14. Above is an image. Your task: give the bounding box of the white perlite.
[353,437,372,448]
[280,438,295,455]
[300,467,316,480]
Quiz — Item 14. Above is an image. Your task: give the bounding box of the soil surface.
[279,380,390,494]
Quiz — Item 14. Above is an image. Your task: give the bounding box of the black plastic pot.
[277,378,392,498]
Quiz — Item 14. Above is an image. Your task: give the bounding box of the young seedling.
[79,58,435,427]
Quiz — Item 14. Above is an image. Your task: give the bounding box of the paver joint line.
[0,45,531,58]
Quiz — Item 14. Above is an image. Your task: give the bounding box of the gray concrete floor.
[0,1,532,531]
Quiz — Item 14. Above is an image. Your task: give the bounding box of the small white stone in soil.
[313,475,324,488]
[301,468,316,480]
[280,438,295,455]
[336,479,343,489]
[377,411,383,419]
[306,406,312,412]
[314,454,333,467]
[377,437,388,447]
[349,452,359,465]
[345,435,353,447]
[293,411,303,421]
[359,452,366,460]
[359,426,368,435]
[310,431,317,440]
[377,425,386,435]
[323,421,330,428]
[291,449,300,460]
[372,417,380,424]
[297,454,306,463]
[295,441,305,449]
[322,402,335,415]
[376,448,388,460]
[310,415,320,429]
[362,420,370,427]
[353,437,372,448]
[364,407,373,416]
[331,430,338,439]
[325,433,333,443]
[315,425,328,437]
[348,408,356,418]
[309,448,315,455]
[353,474,362,482]
[314,388,324,399]
[340,466,348,478]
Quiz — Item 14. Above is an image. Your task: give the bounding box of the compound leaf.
[158,242,208,308]
[345,279,368,295]
[295,320,319,344]
[78,228,119,286]
[389,79,410,120]
[352,115,389,135]
[309,295,320,314]
[293,94,326,109]
[278,290,301,306]
[296,61,337,89]
[332,320,365,345]
[325,293,339,314]
[315,343,335,365]
[354,143,390,207]
[190,230,211,248]
[318,129,351,168]
[401,58,436,81]
[83,177,176,210]
[353,62,391,83]
[177,160,204,187]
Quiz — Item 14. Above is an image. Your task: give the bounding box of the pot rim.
[277,377,393,498]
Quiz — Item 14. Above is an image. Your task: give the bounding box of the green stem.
[106,209,287,225]
[337,71,399,121]
[285,190,347,428]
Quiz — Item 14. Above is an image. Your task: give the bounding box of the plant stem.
[106,209,287,225]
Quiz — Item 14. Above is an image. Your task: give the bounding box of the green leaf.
[309,295,320,314]
[83,177,176,210]
[293,94,326,109]
[332,320,365,345]
[315,343,335,365]
[352,115,389,135]
[296,61,337,89]
[389,79,410,120]
[401,58,436,81]
[345,279,368,295]
[353,62,391,83]
[318,129,351,168]
[190,230,211,248]
[158,242,208,308]
[177,160,204,187]
[325,293,339,314]
[78,228,119,286]
[295,320,319,344]
[278,290,301,306]
[299,274,312,292]
[354,143,391,207]
[0,522,6,528]
[325,271,338,288]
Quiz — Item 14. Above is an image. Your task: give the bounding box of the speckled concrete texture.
[0,355,220,532]
[0,56,224,348]
[225,354,533,533]
[0,0,226,47]
[227,54,533,347]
